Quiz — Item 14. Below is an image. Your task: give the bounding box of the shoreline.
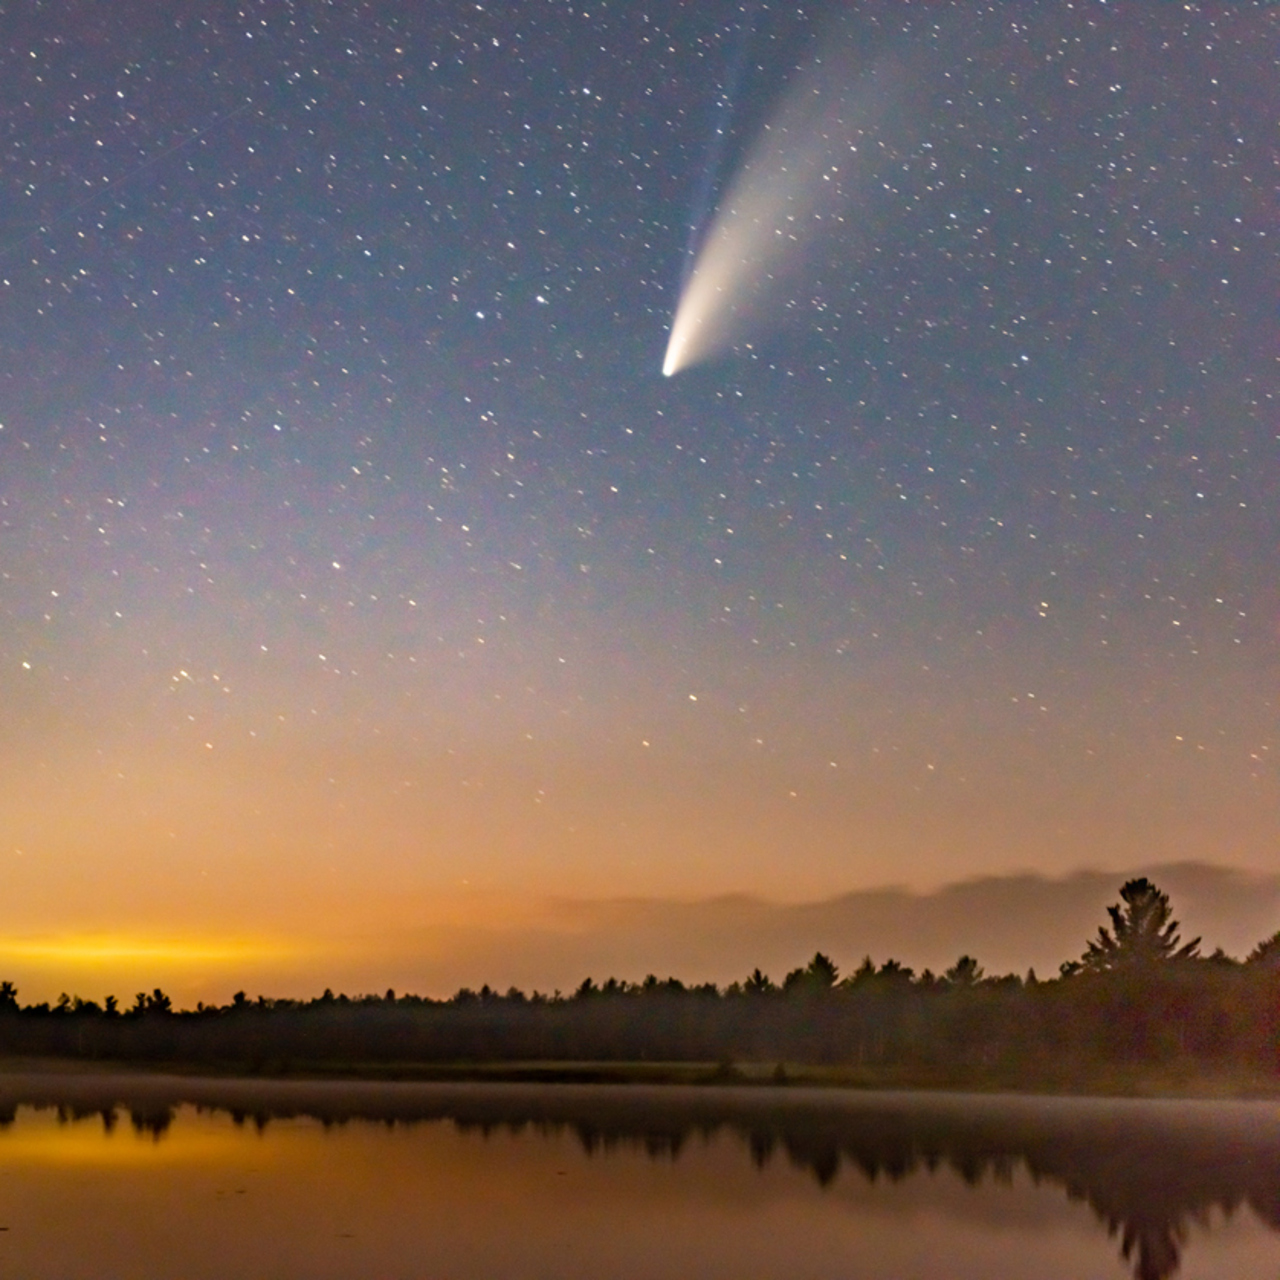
[1,1055,1276,1101]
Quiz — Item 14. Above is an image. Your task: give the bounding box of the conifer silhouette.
[1080,878,1200,972]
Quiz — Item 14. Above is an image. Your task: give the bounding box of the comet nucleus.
[663,53,900,377]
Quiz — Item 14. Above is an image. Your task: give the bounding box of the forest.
[2,879,1277,1088]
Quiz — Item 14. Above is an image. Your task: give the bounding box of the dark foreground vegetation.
[3,879,1278,1092]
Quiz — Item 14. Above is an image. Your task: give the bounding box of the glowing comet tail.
[663,55,900,377]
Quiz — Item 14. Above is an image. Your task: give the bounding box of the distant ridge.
[48,864,1268,1006]
[391,863,1280,994]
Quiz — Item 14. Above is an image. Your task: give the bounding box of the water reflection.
[1,1074,1277,1280]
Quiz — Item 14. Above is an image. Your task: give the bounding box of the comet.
[663,51,901,377]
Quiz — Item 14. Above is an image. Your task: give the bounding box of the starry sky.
[1,1,1276,1000]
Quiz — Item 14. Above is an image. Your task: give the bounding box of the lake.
[0,1073,1276,1279]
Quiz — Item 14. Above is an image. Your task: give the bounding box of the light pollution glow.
[0,931,315,1007]
[2,5,1273,1010]
[0,935,297,966]
[663,53,901,377]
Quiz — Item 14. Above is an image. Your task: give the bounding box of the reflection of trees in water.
[4,1079,1278,1280]
[725,1116,1210,1280]
[696,1104,1275,1280]
[1115,1213,1185,1280]
[128,1103,175,1139]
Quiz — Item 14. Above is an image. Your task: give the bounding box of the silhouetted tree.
[843,957,878,989]
[876,959,914,985]
[808,952,839,988]
[944,956,984,986]
[1080,878,1200,972]
[784,952,839,994]
[1246,930,1280,969]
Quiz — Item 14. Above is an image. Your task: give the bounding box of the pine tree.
[1246,930,1280,968]
[1080,878,1200,972]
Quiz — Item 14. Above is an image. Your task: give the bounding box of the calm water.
[0,1074,1277,1279]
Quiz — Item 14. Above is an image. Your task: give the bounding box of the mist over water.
[0,1075,1277,1279]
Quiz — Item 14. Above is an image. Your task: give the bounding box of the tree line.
[2,879,1277,1084]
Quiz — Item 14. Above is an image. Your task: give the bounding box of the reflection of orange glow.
[3,1101,1275,1280]
[0,1109,255,1167]
[0,935,302,966]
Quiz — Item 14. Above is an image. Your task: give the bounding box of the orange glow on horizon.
[0,933,304,967]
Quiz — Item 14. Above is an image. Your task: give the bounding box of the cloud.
[366,863,1280,995]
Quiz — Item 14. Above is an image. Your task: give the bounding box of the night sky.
[1,1,1276,1000]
